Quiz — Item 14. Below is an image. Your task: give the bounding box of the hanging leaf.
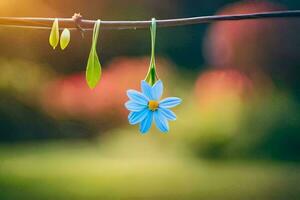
[86,48,101,89]
[49,18,59,49]
[86,20,102,89]
[60,28,71,50]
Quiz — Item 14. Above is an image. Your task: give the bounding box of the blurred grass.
[0,131,299,200]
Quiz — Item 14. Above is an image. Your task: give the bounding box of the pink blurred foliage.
[204,0,300,85]
[192,69,255,136]
[195,69,253,105]
[40,57,172,126]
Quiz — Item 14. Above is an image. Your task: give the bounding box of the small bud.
[145,62,159,86]
[49,18,59,49]
[60,28,71,50]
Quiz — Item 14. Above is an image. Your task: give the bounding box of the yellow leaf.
[60,28,71,50]
[49,18,59,49]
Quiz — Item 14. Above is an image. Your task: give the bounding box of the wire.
[0,10,300,30]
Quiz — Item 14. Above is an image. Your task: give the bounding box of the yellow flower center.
[148,100,159,111]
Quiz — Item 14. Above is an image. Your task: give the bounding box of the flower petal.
[139,111,153,134]
[159,97,182,108]
[141,80,154,99]
[125,101,147,112]
[127,90,149,105]
[154,111,169,133]
[128,109,149,125]
[158,108,176,121]
[152,80,163,100]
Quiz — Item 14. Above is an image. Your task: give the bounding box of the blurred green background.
[0,0,300,199]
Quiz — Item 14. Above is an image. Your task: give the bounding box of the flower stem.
[145,18,159,86]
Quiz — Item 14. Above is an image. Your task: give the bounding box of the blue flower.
[125,80,182,134]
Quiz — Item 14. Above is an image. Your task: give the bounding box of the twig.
[0,10,300,30]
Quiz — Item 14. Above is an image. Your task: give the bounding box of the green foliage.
[86,20,102,89]
[60,28,71,50]
[49,19,59,49]
[0,138,299,200]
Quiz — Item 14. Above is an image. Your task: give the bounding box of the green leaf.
[86,49,101,89]
[49,18,59,49]
[86,20,102,89]
[60,28,71,50]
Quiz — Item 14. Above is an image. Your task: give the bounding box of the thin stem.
[92,20,101,50]
[150,18,156,66]
[145,18,158,86]
[0,10,300,30]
